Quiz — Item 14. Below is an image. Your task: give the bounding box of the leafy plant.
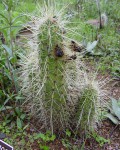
[62,129,72,149]
[90,131,110,147]
[0,0,25,95]
[0,1,27,133]
[65,129,71,137]
[0,123,30,150]
[39,145,50,150]
[62,139,72,149]
[15,107,26,129]
[105,97,120,125]
[0,0,22,45]
[1,102,26,129]
[86,40,98,54]
[34,130,56,142]
[34,130,56,150]
[0,122,10,134]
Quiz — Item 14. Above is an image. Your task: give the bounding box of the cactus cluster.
[18,3,106,135]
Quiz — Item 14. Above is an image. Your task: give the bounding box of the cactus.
[74,65,108,134]
[18,4,78,133]
[18,3,107,135]
[75,86,97,132]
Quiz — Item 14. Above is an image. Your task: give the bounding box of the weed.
[34,130,56,150]
[90,131,110,147]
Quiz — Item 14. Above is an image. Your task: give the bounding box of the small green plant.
[0,0,22,46]
[0,0,24,94]
[39,145,50,150]
[65,129,71,137]
[62,139,72,149]
[1,125,30,150]
[90,131,110,147]
[0,122,10,134]
[15,107,26,129]
[62,129,72,149]
[105,97,120,125]
[1,103,26,129]
[34,130,56,150]
[34,130,56,142]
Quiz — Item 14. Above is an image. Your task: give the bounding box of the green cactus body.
[35,18,69,132]
[40,57,68,131]
[18,7,75,133]
[76,86,97,132]
[19,5,106,135]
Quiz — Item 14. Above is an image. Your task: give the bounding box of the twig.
[109,123,119,138]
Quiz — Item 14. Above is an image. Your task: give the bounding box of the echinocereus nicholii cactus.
[18,3,80,134]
